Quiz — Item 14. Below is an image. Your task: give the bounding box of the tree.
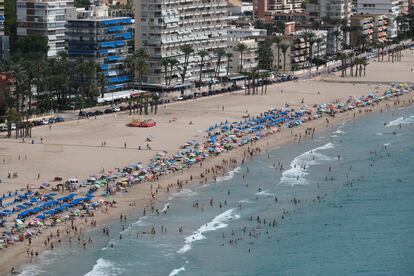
[332,30,341,54]
[274,21,286,35]
[197,50,209,90]
[179,45,194,85]
[125,49,149,90]
[300,31,316,73]
[97,70,106,98]
[160,57,171,85]
[5,108,21,139]
[234,43,248,73]
[338,52,347,77]
[74,0,90,8]
[314,37,324,71]
[135,49,150,89]
[213,48,226,79]
[15,35,49,56]
[168,58,179,85]
[272,36,282,71]
[257,40,273,70]
[225,52,233,79]
[74,57,95,110]
[280,43,290,72]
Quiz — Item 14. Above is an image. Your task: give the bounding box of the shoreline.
[4,90,413,275]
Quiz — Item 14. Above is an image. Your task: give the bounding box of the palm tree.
[274,21,286,35]
[5,108,21,139]
[332,30,341,54]
[168,58,179,85]
[234,43,248,73]
[225,52,233,79]
[213,48,226,80]
[300,30,316,73]
[314,37,324,71]
[125,49,150,90]
[272,36,282,71]
[160,57,171,86]
[197,50,209,90]
[97,70,106,98]
[179,45,194,85]
[338,52,347,77]
[75,57,95,110]
[280,43,290,72]
[260,71,270,95]
[135,48,150,89]
[362,58,369,76]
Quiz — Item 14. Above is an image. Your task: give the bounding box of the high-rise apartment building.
[253,0,303,20]
[135,0,229,87]
[0,0,9,61]
[0,0,4,36]
[66,6,133,94]
[306,0,352,22]
[306,0,351,55]
[356,0,400,38]
[17,0,74,57]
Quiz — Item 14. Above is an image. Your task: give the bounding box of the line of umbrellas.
[15,193,95,220]
[83,83,412,196]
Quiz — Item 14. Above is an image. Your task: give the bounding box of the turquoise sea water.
[20,107,414,276]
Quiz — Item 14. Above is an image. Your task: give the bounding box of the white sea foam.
[84,258,124,276]
[386,115,414,127]
[216,167,241,182]
[238,199,253,204]
[280,142,334,186]
[333,129,345,135]
[19,266,43,276]
[376,132,383,136]
[177,208,240,254]
[160,203,170,213]
[384,143,391,147]
[169,266,186,276]
[255,190,276,197]
[171,188,198,197]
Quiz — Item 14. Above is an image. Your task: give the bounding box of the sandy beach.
[0,49,413,275]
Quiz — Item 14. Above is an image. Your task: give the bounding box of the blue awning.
[108,56,122,62]
[107,26,125,32]
[100,18,132,26]
[116,41,126,46]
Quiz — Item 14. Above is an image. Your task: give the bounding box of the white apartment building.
[227,25,267,38]
[357,0,401,38]
[17,0,74,57]
[294,29,328,59]
[135,0,229,86]
[227,30,258,73]
[306,0,352,21]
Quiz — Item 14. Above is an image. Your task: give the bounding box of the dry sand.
[0,49,413,274]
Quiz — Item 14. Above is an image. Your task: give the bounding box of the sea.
[20,107,414,276]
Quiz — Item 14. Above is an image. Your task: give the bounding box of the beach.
[0,49,413,275]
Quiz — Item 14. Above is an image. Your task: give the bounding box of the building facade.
[306,0,352,21]
[66,7,133,93]
[0,0,4,36]
[350,14,388,46]
[271,35,306,72]
[227,37,258,73]
[16,0,74,57]
[253,0,303,20]
[135,0,229,86]
[356,0,400,38]
[0,0,9,61]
